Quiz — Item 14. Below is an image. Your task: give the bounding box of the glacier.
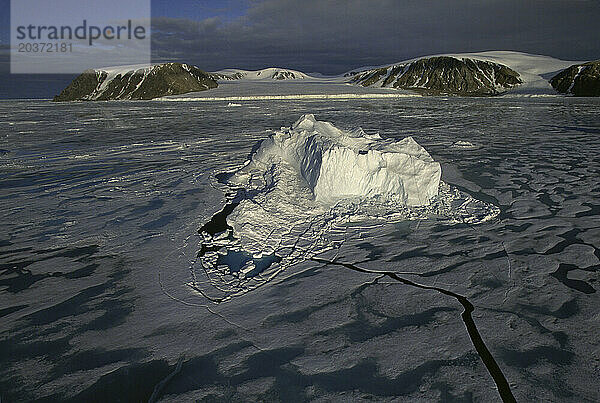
[234,114,441,206]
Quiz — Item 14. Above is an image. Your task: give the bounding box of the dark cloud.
[3,0,599,98]
[151,0,600,74]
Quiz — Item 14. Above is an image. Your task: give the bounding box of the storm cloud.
[2,0,598,98]
[151,0,600,74]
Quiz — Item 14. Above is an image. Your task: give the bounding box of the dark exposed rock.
[348,56,522,96]
[208,72,245,81]
[52,70,105,102]
[271,70,299,80]
[53,63,218,101]
[550,61,600,96]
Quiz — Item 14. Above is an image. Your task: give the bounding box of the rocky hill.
[53,63,218,101]
[346,56,522,96]
[550,61,600,96]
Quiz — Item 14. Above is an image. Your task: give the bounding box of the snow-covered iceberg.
[234,114,441,206]
[191,116,499,302]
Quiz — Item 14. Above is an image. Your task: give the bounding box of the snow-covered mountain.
[346,51,584,96]
[208,52,590,97]
[347,56,522,96]
[210,67,311,81]
[434,51,583,96]
[53,52,598,101]
[53,63,217,101]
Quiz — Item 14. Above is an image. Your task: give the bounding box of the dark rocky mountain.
[53,63,218,101]
[347,56,522,96]
[550,61,600,96]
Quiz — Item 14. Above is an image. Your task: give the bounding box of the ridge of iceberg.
[239,114,441,206]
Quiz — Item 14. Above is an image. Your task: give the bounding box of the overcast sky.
[148,0,600,74]
[1,0,599,97]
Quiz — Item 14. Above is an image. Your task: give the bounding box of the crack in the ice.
[458,218,514,305]
[310,256,517,403]
[148,355,184,403]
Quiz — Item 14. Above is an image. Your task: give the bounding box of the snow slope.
[93,65,153,99]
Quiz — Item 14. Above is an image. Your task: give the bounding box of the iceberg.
[234,114,441,206]
[191,115,498,302]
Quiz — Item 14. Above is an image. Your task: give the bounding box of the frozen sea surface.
[1,96,599,402]
[158,80,414,101]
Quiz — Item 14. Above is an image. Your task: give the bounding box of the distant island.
[53,52,600,101]
[53,63,217,101]
[345,56,522,96]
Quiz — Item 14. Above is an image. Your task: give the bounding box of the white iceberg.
[191,115,498,302]
[235,114,441,206]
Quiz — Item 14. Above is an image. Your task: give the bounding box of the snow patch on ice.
[451,140,477,149]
